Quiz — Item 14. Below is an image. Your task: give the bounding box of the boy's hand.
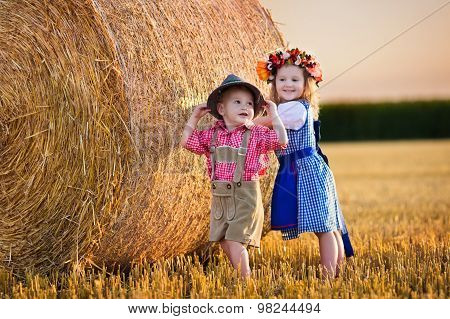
[181,103,209,148]
[261,99,278,118]
[192,103,210,119]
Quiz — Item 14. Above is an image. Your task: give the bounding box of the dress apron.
[271,147,354,257]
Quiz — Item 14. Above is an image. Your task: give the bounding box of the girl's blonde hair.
[269,69,320,120]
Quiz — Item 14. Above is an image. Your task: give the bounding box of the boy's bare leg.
[222,240,251,278]
[220,240,232,260]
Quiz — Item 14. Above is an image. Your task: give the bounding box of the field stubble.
[1,140,448,298]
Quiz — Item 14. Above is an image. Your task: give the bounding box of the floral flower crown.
[256,48,323,84]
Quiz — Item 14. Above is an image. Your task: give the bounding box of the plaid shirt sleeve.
[184,128,212,155]
[255,125,283,153]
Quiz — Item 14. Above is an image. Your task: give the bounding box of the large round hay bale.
[0,0,285,273]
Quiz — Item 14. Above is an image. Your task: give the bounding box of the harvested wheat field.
[1,139,448,298]
[0,0,284,273]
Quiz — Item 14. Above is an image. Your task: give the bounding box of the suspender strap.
[233,129,251,183]
[210,128,251,182]
[209,129,219,180]
[214,147,238,163]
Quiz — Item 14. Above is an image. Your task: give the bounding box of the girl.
[255,48,354,277]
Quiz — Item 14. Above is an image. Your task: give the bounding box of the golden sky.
[260,0,450,102]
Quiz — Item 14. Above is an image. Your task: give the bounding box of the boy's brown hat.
[207,74,264,119]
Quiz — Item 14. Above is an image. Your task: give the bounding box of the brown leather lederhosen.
[208,128,264,247]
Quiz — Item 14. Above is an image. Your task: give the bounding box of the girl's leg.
[333,230,345,276]
[315,232,338,278]
[221,239,251,278]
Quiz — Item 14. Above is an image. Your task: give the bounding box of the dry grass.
[0,0,284,272]
[1,139,448,298]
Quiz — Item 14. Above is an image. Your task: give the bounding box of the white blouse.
[278,101,307,130]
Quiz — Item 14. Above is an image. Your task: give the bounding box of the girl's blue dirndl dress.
[271,100,354,257]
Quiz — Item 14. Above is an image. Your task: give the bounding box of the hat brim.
[207,81,264,120]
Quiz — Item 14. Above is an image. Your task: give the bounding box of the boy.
[181,74,287,277]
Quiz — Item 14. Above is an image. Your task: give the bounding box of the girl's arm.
[180,103,210,147]
[264,100,288,147]
[253,115,273,128]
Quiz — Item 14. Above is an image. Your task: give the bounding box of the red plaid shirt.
[184,120,282,181]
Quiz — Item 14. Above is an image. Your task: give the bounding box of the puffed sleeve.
[184,128,212,155]
[278,101,307,130]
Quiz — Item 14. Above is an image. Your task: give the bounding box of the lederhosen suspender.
[209,128,251,183]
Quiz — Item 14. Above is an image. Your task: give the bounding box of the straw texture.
[0,0,285,273]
